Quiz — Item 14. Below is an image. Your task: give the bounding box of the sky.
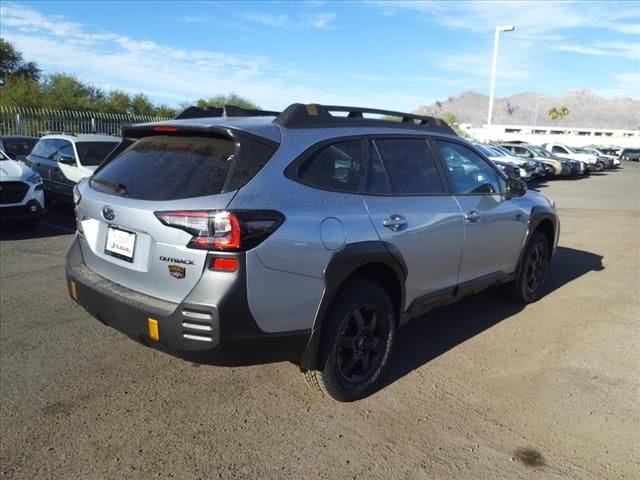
[1,1,639,112]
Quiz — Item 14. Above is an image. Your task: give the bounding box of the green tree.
[0,38,41,82]
[189,93,260,110]
[547,106,570,121]
[0,76,43,108]
[154,105,177,118]
[435,112,469,137]
[102,90,131,114]
[41,74,105,110]
[131,93,155,116]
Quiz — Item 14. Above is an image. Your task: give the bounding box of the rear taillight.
[155,210,284,251]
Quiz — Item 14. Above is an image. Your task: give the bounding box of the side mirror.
[58,155,76,165]
[506,178,527,199]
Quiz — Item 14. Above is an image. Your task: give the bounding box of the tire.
[304,280,396,402]
[596,161,605,172]
[505,231,550,304]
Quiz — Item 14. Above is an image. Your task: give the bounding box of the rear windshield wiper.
[91,177,128,196]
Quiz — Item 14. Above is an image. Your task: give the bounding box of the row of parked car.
[473,141,631,182]
[0,129,638,229]
[0,133,121,227]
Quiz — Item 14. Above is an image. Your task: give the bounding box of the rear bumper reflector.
[148,318,160,341]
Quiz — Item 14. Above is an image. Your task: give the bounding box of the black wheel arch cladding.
[299,241,407,370]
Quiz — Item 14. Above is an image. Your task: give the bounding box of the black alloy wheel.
[336,303,386,385]
[524,243,547,295]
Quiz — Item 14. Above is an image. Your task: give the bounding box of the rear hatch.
[75,128,277,303]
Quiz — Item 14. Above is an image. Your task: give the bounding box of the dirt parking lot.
[1,164,639,480]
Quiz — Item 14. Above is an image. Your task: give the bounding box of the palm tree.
[547,106,570,121]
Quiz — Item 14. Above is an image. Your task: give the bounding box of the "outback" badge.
[169,265,186,279]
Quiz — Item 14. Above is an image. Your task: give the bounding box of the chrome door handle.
[382,214,407,232]
[464,210,480,222]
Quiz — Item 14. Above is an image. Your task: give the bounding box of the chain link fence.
[0,106,171,137]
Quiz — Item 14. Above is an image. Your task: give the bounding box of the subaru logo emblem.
[102,206,115,221]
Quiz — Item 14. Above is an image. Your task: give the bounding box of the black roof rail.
[175,105,280,120]
[274,103,457,135]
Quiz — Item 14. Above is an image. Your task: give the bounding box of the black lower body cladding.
[65,238,309,366]
[0,199,45,221]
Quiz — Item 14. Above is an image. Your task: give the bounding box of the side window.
[295,140,362,193]
[368,138,444,195]
[551,146,565,154]
[436,141,504,195]
[31,139,58,160]
[56,140,75,161]
[514,146,530,157]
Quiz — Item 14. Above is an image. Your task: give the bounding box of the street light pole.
[533,95,544,126]
[487,24,515,127]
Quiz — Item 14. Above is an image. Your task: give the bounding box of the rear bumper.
[65,237,309,366]
[0,199,45,221]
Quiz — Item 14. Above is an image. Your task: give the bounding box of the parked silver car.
[66,103,559,401]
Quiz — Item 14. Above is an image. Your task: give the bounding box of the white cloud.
[0,4,422,111]
[554,41,640,60]
[240,8,336,30]
[180,15,209,23]
[367,1,640,36]
[593,72,640,99]
[307,12,336,29]
[243,12,289,28]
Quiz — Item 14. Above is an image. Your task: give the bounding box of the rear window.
[91,134,276,201]
[2,138,37,159]
[76,141,119,166]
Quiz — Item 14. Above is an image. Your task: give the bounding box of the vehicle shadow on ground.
[0,203,75,241]
[373,246,604,395]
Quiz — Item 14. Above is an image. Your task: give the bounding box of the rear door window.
[91,134,276,201]
[292,140,363,193]
[368,138,444,195]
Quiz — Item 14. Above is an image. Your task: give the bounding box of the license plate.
[105,226,136,262]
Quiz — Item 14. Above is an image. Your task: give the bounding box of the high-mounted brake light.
[152,126,179,132]
[155,210,284,252]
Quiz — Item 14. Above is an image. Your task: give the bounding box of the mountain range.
[414,90,640,130]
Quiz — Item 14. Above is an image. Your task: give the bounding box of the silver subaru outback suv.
[66,103,559,401]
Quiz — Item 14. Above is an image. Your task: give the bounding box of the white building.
[464,123,640,148]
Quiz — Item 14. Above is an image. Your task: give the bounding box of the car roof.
[130,103,458,144]
[38,134,121,142]
[0,135,39,140]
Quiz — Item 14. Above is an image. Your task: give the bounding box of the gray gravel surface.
[1,165,639,479]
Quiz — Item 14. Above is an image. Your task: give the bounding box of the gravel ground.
[1,163,638,479]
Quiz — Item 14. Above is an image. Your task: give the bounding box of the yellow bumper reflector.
[70,281,78,301]
[148,318,160,341]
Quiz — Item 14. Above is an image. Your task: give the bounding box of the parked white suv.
[25,133,121,203]
[0,148,45,227]
[541,143,604,171]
